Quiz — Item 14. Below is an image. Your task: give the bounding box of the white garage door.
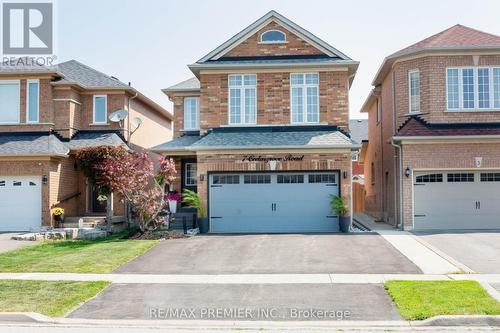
[209,172,339,233]
[0,176,42,231]
[413,171,500,230]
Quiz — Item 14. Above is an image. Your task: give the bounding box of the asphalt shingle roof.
[349,119,368,143]
[53,60,130,88]
[164,77,200,92]
[397,117,500,137]
[0,133,68,156]
[68,131,127,150]
[152,134,201,151]
[191,127,355,149]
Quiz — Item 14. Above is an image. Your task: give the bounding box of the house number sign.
[241,154,305,162]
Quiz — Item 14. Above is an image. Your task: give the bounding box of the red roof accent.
[391,24,500,58]
[397,117,500,137]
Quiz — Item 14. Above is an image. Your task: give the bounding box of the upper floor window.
[0,80,20,124]
[408,70,420,113]
[93,95,107,124]
[184,97,199,130]
[447,67,500,110]
[26,80,39,123]
[290,73,319,124]
[228,74,256,125]
[260,30,286,43]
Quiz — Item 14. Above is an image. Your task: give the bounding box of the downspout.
[391,138,404,231]
[126,89,139,227]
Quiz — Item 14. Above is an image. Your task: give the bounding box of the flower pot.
[168,200,178,213]
[339,216,351,233]
[198,217,209,234]
[54,214,64,228]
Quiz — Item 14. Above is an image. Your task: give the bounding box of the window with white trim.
[228,74,256,125]
[290,73,319,124]
[446,67,500,110]
[408,70,420,113]
[93,95,107,124]
[260,30,286,43]
[0,80,20,124]
[184,163,197,186]
[27,80,39,123]
[183,97,199,130]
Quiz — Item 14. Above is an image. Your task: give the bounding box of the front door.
[89,182,106,214]
[181,159,197,193]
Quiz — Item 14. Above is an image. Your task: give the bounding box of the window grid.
[228,74,256,125]
[415,174,443,183]
[478,68,490,109]
[409,71,420,113]
[447,173,474,183]
[480,173,500,182]
[447,67,500,110]
[243,174,271,184]
[494,68,500,108]
[277,174,304,184]
[183,97,199,130]
[212,175,240,185]
[184,163,197,186]
[290,73,319,124]
[308,174,336,184]
[0,181,5,186]
[462,68,475,109]
[27,80,39,123]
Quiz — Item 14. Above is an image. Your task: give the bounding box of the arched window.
[260,30,286,43]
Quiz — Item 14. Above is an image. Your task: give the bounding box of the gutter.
[392,135,500,141]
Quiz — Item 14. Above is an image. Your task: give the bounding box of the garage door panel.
[209,172,339,233]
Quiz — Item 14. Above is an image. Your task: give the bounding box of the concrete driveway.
[413,231,500,273]
[115,234,421,274]
[0,233,36,253]
[68,283,402,321]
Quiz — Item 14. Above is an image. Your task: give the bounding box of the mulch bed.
[128,230,188,240]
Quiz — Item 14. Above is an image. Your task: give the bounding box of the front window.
[408,70,420,113]
[447,67,500,110]
[290,73,319,124]
[228,74,256,125]
[27,80,39,123]
[0,80,20,124]
[93,95,107,124]
[184,163,197,186]
[183,97,199,130]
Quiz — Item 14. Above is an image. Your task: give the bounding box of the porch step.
[62,216,106,228]
[171,211,197,230]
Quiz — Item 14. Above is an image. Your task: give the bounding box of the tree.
[76,146,177,232]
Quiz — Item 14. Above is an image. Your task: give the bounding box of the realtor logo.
[2,1,53,55]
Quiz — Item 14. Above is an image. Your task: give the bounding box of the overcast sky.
[58,0,500,119]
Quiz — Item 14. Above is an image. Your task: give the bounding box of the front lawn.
[0,280,110,317]
[0,231,158,273]
[385,280,500,320]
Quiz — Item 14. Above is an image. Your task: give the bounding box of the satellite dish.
[108,109,128,122]
[131,117,142,128]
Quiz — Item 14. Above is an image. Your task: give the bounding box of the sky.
[57,0,500,119]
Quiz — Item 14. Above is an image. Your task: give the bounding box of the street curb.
[1,312,500,328]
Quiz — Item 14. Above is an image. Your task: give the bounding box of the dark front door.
[89,183,107,213]
[181,159,197,194]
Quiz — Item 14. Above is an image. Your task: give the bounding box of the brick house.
[154,11,360,233]
[0,60,172,231]
[362,25,500,230]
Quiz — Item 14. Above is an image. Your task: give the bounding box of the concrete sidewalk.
[354,213,464,274]
[1,272,500,284]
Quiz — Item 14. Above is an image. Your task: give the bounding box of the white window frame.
[0,80,20,124]
[408,70,420,114]
[92,95,107,124]
[184,162,197,186]
[26,79,40,123]
[183,97,199,130]
[446,66,500,111]
[290,73,320,124]
[227,74,257,125]
[259,30,287,44]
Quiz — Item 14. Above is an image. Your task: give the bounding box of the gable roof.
[162,77,200,94]
[373,24,500,85]
[53,60,130,89]
[197,10,352,63]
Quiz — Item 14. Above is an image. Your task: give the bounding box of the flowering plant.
[166,193,182,202]
[53,208,65,216]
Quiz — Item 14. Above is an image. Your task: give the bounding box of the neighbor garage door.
[0,176,42,231]
[413,171,500,230]
[209,172,339,233]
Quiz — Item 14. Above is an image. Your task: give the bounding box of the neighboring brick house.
[362,25,500,230]
[0,60,172,231]
[154,11,360,233]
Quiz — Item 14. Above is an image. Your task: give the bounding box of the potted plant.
[330,195,350,233]
[166,192,181,213]
[53,207,65,228]
[181,189,208,233]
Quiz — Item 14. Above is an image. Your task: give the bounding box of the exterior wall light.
[42,175,48,184]
[342,170,348,179]
[405,167,411,178]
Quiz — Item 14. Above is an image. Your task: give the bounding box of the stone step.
[62,216,107,228]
